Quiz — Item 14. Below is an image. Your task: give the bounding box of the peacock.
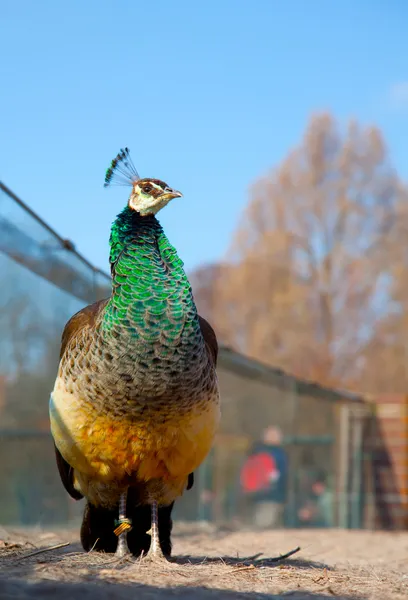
[49,149,220,561]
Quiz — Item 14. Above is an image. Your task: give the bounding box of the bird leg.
[114,490,132,558]
[144,501,166,562]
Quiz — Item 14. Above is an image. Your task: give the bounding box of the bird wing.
[60,298,109,359]
[54,298,109,499]
[185,315,218,492]
[198,314,218,366]
[54,442,84,500]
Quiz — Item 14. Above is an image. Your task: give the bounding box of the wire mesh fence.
[0,182,110,527]
[0,182,379,530]
[173,357,376,530]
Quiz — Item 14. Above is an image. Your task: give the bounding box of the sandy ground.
[0,524,407,599]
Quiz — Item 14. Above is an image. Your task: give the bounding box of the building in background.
[174,345,375,530]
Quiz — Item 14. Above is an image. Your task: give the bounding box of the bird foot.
[115,532,131,558]
[115,542,131,558]
[144,527,167,563]
[143,548,168,564]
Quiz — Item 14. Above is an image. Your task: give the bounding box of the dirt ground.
[0,524,407,600]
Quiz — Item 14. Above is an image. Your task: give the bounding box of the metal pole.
[350,410,363,528]
[286,376,298,527]
[338,404,350,528]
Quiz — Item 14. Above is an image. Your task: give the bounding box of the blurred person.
[310,478,333,527]
[239,426,288,529]
[297,474,333,528]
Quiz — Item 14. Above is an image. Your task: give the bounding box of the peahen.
[49,149,220,561]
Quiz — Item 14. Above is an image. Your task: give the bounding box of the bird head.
[104,148,182,216]
[128,178,182,216]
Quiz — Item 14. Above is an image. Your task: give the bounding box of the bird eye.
[142,184,152,193]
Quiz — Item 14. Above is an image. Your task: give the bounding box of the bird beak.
[160,188,183,201]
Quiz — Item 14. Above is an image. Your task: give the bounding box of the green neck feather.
[102,207,199,348]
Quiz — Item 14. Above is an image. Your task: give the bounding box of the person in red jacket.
[240,426,288,529]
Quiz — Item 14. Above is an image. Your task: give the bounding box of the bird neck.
[101,207,199,345]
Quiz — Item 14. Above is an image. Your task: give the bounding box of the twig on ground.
[186,546,302,587]
[89,538,100,553]
[13,542,70,560]
[245,552,263,561]
[265,546,301,563]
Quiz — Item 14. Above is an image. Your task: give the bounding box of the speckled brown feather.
[59,298,108,359]
[54,301,217,502]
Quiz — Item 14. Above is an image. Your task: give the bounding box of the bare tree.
[210,113,405,391]
[359,195,408,393]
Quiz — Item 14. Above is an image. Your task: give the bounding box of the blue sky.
[1,0,407,274]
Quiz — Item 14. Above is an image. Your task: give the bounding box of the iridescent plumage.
[50,151,220,561]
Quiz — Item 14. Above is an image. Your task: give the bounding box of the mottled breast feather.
[54,299,217,501]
